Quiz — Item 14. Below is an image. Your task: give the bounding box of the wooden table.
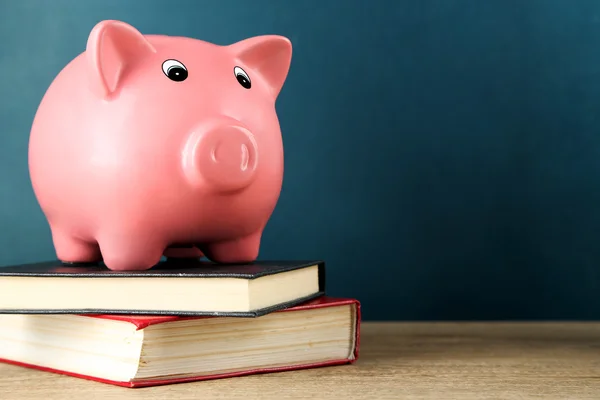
[1,322,599,399]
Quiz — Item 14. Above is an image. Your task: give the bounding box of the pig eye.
[162,59,188,82]
[234,66,251,89]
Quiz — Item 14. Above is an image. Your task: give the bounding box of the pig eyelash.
[234,66,251,89]
[162,59,188,82]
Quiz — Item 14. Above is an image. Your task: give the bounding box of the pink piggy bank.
[28,20,292,271]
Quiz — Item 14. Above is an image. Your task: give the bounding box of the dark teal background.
[1,0,600,320]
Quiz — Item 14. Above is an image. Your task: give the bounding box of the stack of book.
[0,259,360,388]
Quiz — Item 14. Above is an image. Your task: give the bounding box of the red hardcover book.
[0,296,360,388]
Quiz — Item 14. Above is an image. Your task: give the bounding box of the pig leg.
[51,227,102,264]
[97,234,165,271]
[201,231,262,264]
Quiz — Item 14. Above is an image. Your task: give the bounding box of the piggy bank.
[28,20,292,271]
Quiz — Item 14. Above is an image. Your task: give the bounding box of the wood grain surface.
[1,322,599,399]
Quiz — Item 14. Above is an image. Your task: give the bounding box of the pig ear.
[229,35,292,98]
[86,20,156,98]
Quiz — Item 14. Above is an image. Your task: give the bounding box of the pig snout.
[182,118,258,192]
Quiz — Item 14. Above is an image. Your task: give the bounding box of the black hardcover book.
[0,259,325,317]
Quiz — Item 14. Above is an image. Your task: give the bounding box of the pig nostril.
[240,144,249,171]
[208,140,249,170]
